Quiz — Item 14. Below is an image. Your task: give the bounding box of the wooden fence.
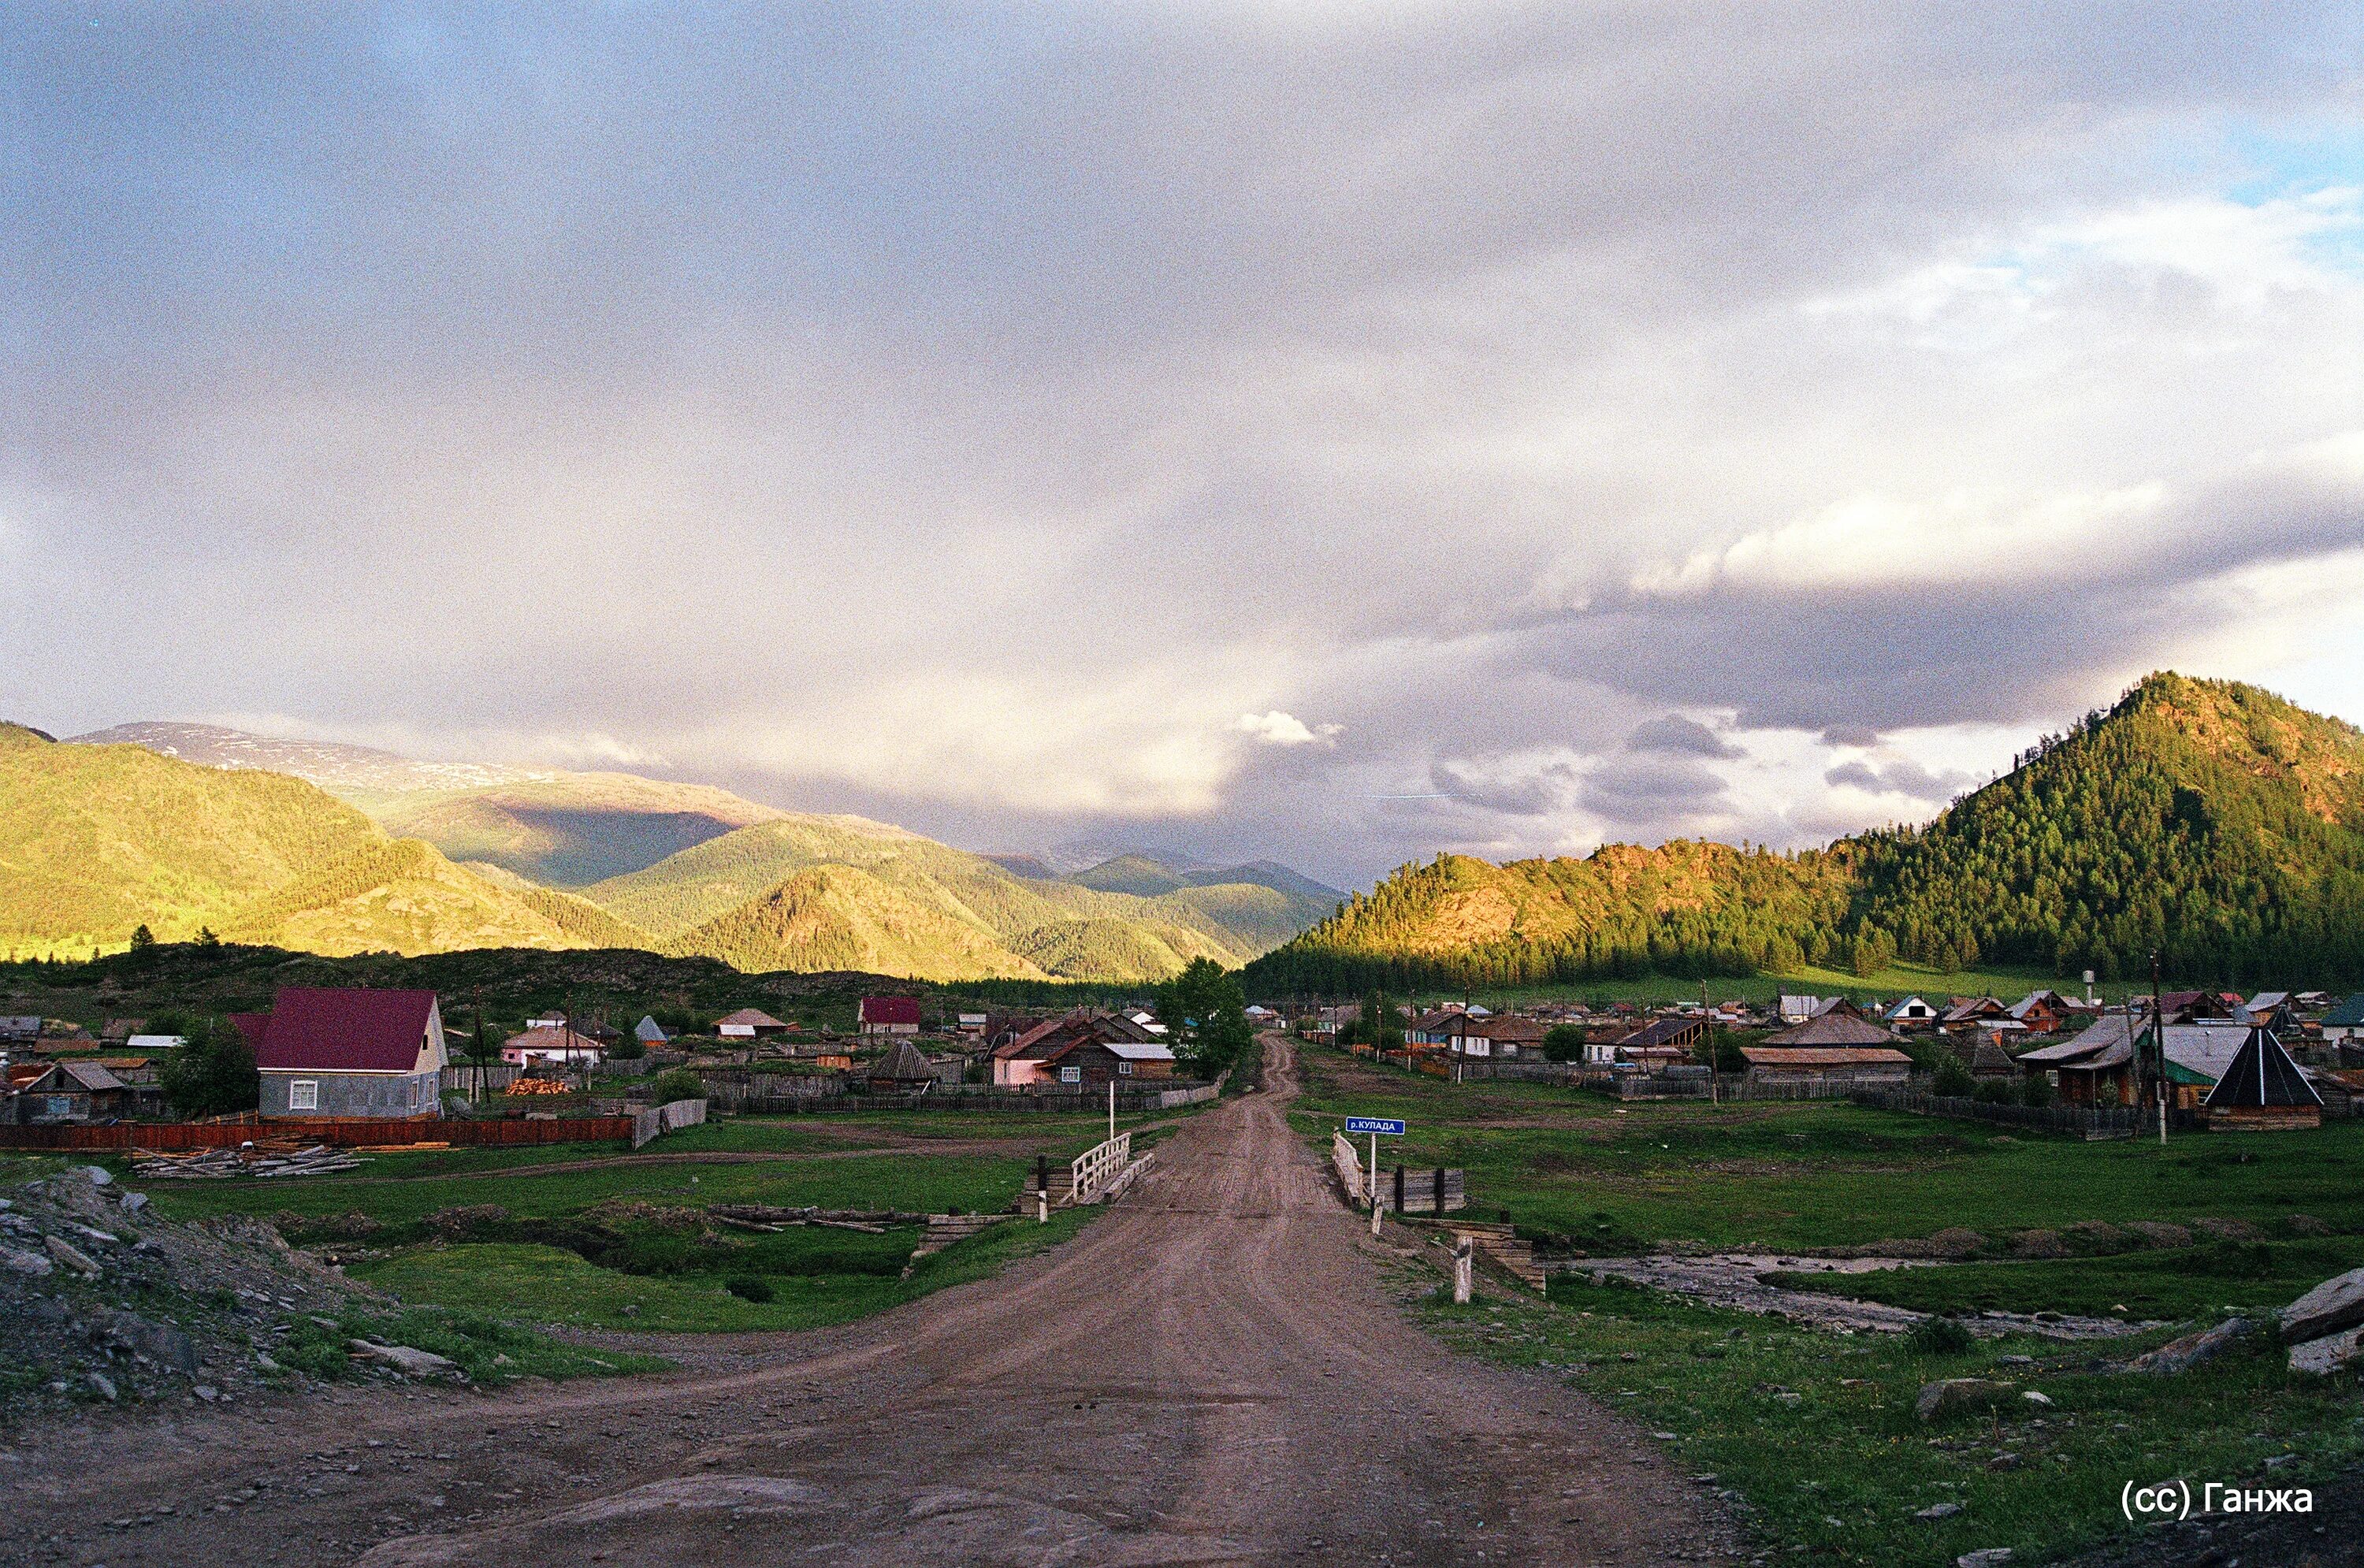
[0,1115,635,1151]
[630,1098,708,1150]
[1069,1131,1133,1202]
[1328,1131,1464,1213]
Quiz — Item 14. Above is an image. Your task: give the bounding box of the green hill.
[0,729,388,953]
[362,772,784,887]
[659,864,1049,981]
[582,819,1291,980]
[1249,673,2364,994]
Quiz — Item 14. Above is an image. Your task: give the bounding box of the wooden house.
[2322,994,2364,1046]
[8,1060,132,1124]
[2016,1014,2139,1105]
[1610,1016,1707,1067]
[2006,990,2072,1035]
[715,1008,793,1039]
[1761,1012,1901,1049]
[992,1009,1166,1087]
[2202,1027,2322,1130]
[857,997,924,1036]
[1883,995,1939,1030]
[500,1024,605,1071]
[1738,1046,1911,1088]
[866,1039,941,1090]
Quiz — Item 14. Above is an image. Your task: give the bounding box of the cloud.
[1627,715,1744,759]
[4,5,2362,886]
[1236,711,1342,748]
[1823,757,1978,804]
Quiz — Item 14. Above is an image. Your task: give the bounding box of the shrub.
[1907,1315,1976,1356]
[2097,1081,2121,1108]
[1972,1079,2015,1104]
[646,1067,706,1104]
[2020,1074,2055,1108]
[1542,1024,1586,1063]
[1931,1059,1976,1098]
[724,1275,774,1303]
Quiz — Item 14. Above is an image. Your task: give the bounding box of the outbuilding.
[1738,1046,1912,1088]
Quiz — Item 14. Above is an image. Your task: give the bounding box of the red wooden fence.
[0,1117,635,1152]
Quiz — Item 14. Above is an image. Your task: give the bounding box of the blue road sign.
[1344,1117,1407,1136]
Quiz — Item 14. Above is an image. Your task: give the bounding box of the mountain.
[74,722,784,887]
[1249,673,2364,994]
[579,819,1284,981]
[39,721,1340,978]
[0,727,649,958]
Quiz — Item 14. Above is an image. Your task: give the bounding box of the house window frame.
[1117,1060,1134,1076]
[1059,1066,1082,1084]
[289,1079,319,1112]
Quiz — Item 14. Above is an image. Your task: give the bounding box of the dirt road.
[2,1035,1736,1566]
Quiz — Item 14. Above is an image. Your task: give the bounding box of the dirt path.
[0,1035,1737,1566]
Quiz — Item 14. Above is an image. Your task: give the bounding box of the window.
[1117,1061,1134,1076]
[1059,1066,1082,1084]
[289,1080,319,1112]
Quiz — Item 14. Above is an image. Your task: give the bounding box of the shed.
[867,1039,939,1088]
[1738,1046,1911,1087]
[1762,1012,1899,1048]
[715,1008,791,1039]
[8,1060,131,1124]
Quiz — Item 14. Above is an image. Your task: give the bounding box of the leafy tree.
[158,1017,259,1117]
[1931,1058,1975,1098]
[1542,1024,1586,1063]
[646,1067,706,1104]
[2019,1074,2055,1108]
[1698,1027,1749,1074]
[1156,957,1253,1077]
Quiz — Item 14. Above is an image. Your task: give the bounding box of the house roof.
[251,988,438,1073]
[635,1016,669,1042]
[1777,994,1823,1016]
[994,1009,1156,1061]
[1884,996,1934,1019]
[1940,997,2006,1023]
[2162,1022,2262,1084]
[1105,1039,1176,1061]
[1763,1012,1900,1047]
[1615,1016,1704,1050]
[2018,1013,2139,1068]
[1481,1016,1548,1042]
[859,996,924,1027]
[869,1039,937,1080]
[2324,994,2364,1029]
[1740,1046,1912,1068]
[27,1060,128,1093]
[123,1035,184,1050]
[2008,991,2068,1020]
[715,1008,789,1031]
[2202,1028,2323,1109]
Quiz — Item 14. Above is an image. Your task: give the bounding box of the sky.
[4,3,2362,890]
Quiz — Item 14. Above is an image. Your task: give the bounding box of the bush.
[1931,1059,1975,1098]
[646,1068,706,1104]
[2097,1081,2121,1108]
[610,1034,646,1061]
[1972,1079,2015,1104]
[2020,1074,2055,1108]
[724,1275,774,1303]
[1907,1315,1976,1356]
[1542,1024,1586,1063]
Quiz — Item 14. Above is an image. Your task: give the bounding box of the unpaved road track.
[2,1036,1736,1566]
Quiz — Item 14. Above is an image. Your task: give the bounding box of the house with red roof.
[857,996,924,1036]
[234,987,448,1120]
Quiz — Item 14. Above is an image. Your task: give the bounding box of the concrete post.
[1452,1239,1473,1304]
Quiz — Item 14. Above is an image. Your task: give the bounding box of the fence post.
[1394,1165,1405,1214]
[1435,1166,1447,1215]
[1452,1239,1473,1304]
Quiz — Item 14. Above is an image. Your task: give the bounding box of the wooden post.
[1453,1238,1473,1303]
[1109,1078,1117,1145]
[1394,1165,1405,1215]
[1435,1166,1446,1216]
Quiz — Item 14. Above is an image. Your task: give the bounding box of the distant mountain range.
[1248,672,2364,994]
[8,722,1338,982]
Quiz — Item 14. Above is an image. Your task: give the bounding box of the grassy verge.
[273,1302,671,1384]
[357,1209,1095,1333]
[1422,1273,2362,1567]
[1764,1237,2364,1322]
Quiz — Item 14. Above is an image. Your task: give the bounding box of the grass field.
[129,1110,1135,1338]
[1287,1042,2364,1564]
[1290,1045,2364,1256]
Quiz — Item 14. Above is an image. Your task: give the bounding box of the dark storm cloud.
[2,2,2360,889]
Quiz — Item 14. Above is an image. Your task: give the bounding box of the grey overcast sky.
[4,4,2362,887]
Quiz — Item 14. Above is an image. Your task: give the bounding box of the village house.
[236,988,448,1120]
[2006,990,2072,1035]
[1761,1010,1903,1050]
[992,1010,1170,1087]
[1883,996,1939,1030]
[857,996,923,1036]
[2322,995,2364,1046]
[6,1059,133,1124]
[634,1016,671,1049]
[1738,1046,1912,1088]
[715,1008,793,1039]
[0,1016,43,1044]
[1608,1016,1706,1068]
[500,1023,605,1071]
[2016,1013,2139,1105]
[1937,997,2011,1035]
[1776,994,1826,1024]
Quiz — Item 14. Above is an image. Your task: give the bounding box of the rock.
[120,1193,149,1217]
[1957,1551,2014,1568]
[80,1166,113,1187]
[2020,1392,2051,1406]
[1916,1502,1963,1520]
[91,1308,201,1374]
[2288,1213,2332,1235]
[2280,1266,2364,1344]
[44,1236,100,1276]
[0,1243,54,1277]
[2121,1317,2249,1374]
[193,1384,218,1403]
[255,1351,280,1372]
[1916,1379,2016,1422]
[348,1339,463,1379]
[1986,1453,2020,1471]
[86,1372,117,1402]
[2288,1325,2364,1376]
[2122,1221,2191,1249]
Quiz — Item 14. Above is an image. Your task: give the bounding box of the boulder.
[2120,1317,2249,1375]
[0,1243,54,1278]
[1957,1551,2014,1568]
[2288,1325,2364,1377]
[1915,1379,2016,1422]
[1915,1502,1963,1520]
[348,1339,464,1379]
[90,1307,201,1374]
[2280,1266,2364,1344]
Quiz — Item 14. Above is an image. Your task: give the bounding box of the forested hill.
[1246,673,2364,994]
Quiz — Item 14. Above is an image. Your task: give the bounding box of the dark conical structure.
[2201,1027,2321,1110]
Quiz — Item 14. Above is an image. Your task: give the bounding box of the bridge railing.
[1070,1131,1133,1202]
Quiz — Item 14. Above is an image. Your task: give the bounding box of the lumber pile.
[127,1143,368,1180]
[706,1202,921,1233]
